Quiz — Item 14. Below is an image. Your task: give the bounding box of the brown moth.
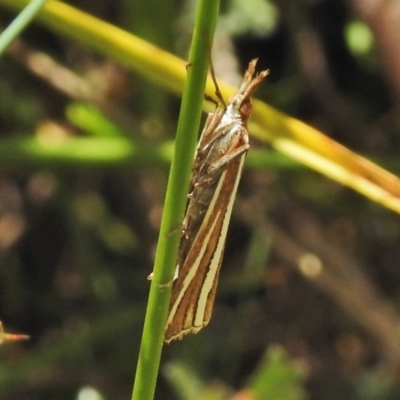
[165,59,268,343]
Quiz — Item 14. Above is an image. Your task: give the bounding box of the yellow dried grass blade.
[2,0,400,214]
[0,321,29,345]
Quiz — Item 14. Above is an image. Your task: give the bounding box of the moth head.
[229,93,253,121]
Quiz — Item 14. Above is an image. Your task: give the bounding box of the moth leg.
[200,112,216,135]
[166,223,184,238]
[150,279,175,288]
[197,108,226,146]
[204,93,218,107]
[198,118,236,150]
[193,146,248,189]
[147,265,179,284]
[192,143,248,190]
[205,142,249,176]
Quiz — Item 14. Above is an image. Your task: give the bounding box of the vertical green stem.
[131,1,220,399]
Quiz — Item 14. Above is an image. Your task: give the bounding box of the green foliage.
[1,1,400,400]
[248,346,306,400]
[345,20,375,56]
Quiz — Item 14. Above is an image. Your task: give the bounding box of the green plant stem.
[0,0,48,56]
[131,1,220,399]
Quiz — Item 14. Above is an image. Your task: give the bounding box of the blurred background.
[1,0,400,399]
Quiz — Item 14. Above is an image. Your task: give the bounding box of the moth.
[165,59,268,343]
